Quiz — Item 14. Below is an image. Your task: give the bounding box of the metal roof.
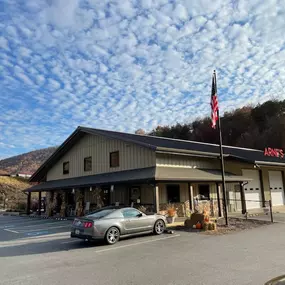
[26,167,156,192]
[25,166,250,192]
[29,126,285,182]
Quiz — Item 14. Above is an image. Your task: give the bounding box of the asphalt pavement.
[1,214,285,285]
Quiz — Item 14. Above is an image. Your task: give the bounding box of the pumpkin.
[196,222,202,229]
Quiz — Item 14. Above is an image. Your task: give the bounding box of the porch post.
[188,183,193,211]
[240,182,247,214]
[153,184,159,213]
[216,182,222,217]
[26,192,31,215]
[38,191,42,216]
[259,170,266,208]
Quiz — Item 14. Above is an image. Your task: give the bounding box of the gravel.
[169,217,272,235]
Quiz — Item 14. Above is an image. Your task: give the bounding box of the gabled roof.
[29,126,285,182]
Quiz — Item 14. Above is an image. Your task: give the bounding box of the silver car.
[71,206,167,244]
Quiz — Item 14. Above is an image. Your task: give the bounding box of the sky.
[1,0,285,159]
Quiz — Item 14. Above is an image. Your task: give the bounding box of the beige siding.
[224,161,254,175]
[47,134,156,181]
[156,153,219,169]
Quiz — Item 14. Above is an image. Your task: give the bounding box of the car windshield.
[86,209,115,219]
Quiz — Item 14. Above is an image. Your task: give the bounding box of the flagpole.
[214,71,228,226]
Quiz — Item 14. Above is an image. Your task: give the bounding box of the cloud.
[0,0,285,157]
[0,36,9,50]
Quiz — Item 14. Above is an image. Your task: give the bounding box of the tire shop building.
[25,126,285,217]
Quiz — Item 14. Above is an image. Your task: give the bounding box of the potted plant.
[166,205,176,224]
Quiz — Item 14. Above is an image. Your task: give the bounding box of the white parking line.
[0,232,71,248]
[95,234,181,253]
[4,228,19,234]
[0,220,65,229]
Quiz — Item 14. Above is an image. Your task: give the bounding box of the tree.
[148,100,285,150]
[135,129,146,135]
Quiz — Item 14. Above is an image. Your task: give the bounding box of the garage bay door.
[269,171,285,206]
[242,169,262,209]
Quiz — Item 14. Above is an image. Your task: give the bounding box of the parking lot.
[0,215,180,256]
[2,214,285,285]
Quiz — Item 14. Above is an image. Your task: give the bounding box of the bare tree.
[135,129,146,135]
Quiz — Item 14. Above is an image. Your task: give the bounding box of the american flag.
[211,70,219,129]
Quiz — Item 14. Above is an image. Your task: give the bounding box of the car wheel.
[105,227,120,245]
[154,219,165,235]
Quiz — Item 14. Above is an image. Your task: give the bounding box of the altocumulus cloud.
[1,0,285,158]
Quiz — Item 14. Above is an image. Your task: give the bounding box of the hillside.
[149,100,285,150]
[0,176,31,210]
[0,147,57,175]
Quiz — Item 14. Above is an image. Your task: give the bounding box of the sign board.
[264,147,284,158]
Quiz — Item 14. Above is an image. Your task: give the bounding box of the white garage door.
[269,171,285,206]
[242,169,262,209]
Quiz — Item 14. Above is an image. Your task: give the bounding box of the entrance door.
[242,169,262,209]
[269,171,285,206]
[101,187,110,207]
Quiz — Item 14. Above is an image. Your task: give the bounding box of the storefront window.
[167,184,180,203]
[198,184,210,200]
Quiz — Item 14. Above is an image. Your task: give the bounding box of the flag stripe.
[211,71,219,129]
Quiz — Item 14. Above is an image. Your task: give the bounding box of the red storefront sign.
[264,147,284,158]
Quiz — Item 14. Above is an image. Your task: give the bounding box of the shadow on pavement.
[0,238,108,257]
[0,232,158,257]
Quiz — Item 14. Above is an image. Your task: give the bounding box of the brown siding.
[47,134,156,181]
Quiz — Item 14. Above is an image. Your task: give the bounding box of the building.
[11,172,33,179]
[25,126,285,217]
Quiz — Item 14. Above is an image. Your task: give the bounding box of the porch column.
[188,183,194,211]
[153,184,159,213]
[216,183,222,217]
[259,170,266,207]
[26,192,31,215]
[240,182,247,214]
[38,191,42,216]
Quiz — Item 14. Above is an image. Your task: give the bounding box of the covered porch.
[25,166,251,218]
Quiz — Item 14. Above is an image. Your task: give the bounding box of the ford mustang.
[71,206,167,244]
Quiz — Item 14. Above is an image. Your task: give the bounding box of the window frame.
[110,151,119,168]
[62,161,69,175]
[122,208,142,218]
[84,156,92,172]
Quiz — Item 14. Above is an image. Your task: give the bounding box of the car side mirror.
[137,213,143,218]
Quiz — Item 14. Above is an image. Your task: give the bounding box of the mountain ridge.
[0,147,57,175]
